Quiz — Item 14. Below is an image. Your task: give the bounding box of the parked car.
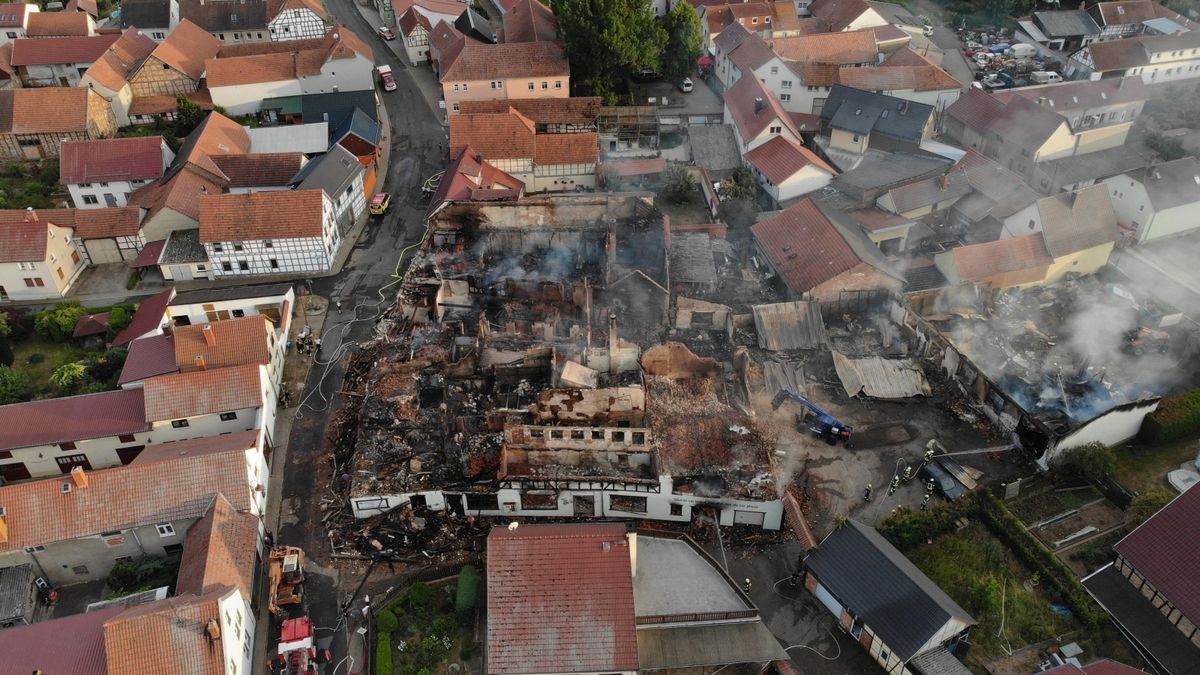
[1006,43,1037,58]
[1030,70,1064,84]
[376,65,397,92]
[377,26,396,40]
[922,462,965,500]
[679,77,693,93]
[369,192,392,215]
[923,25,934,37]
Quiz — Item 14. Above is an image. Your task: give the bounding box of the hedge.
[456,564,480,620]
[1140,390,1200,444]
[375,631,393,675]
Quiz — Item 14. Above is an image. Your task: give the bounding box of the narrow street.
[267,0,446,670]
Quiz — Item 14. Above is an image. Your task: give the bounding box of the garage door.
[86,239,123,264]
[733,510,765,526]
[813,581,843,618]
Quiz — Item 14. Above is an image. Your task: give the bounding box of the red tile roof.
[112,287,174,346]
[945,88,1066,152]
[4,87,97,133]
[428,146,524,210]
[175,492,260,599]
[142,364,264,422]
[745,135,837,184]
[450,109,536,158]
[0,388,148,451]
[502,0,557,43]
[133,429,259,466]
[851,208,911,232]
[67,0,100,16]
[131,238,166,268]
[25,10,92,36]
[771,29,878,65]
[0,605,123,675]
[103,589,231,675]
[1082,660,1148,675]
[947,234,1052,283]
[127,89,214,116]
[73,311,111,338]
[118,333,178,385]
[534,133,599,164]
[1093,0,1158,25]
[837,64,961,92]
[441,40,568,81]
[398,7,432,36]
[74,207,144,239]
[0,3,33,29]
[0,219,49,263]
[10,34,120,66]
[209,152,306,187]
[487,523,638,674]
[61,136,167,185]
[199,189,326,242]
[148,18,221,80]
[751,198,863,294]
[458,96,600,125]
[83,27,157,91]
[724,74,799,144]
[0,440,250,551]
[809,0,874,31]
[173,315,272,371]
[1115,484,1200,624]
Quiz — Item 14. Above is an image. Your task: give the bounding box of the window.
[5,32,15,39]
[113,555,133,563]
[555,80,562,89]
[453,84,460,91]
[465,493,498,511]
[770,66,778,74]
[528,82,535,90]
[163,543,184,555]
[751,16,758,24]
[669,503,683,516]
[71,251,80,264]
[610,495,647,513]
[451,102,460,112]
[219,412,238,421]
[852,134,861,142]
[23,278,44,287]
[780,93,791,102]
[24,545,46,553]
[213,244,224,252]
[238,261,249,271]
[769,125,782,134]
[171,419,190,428]
[521,491,558,510]
[156,523,176,537]
[152,31,165,39]
[781,80,792,88]
[82,195,99,205]
[72,565,89,576]
[222,262,233,272]
[232,243,244,251]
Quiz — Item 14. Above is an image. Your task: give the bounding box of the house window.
[751,16,758,24]
[610,495,648,513]
[5,32,15,39]
[542,81,548,89]
[219,412,238,421]
[71,251,80,264]
[155,523,176,537]
[781,80,792,88]
[59,442,77,451]
[231,309,245,317]
[222,262,233,271]
[213,244,224,252]
[232,243,244,251]
[238,261,249,271]
[119,434,136,443]
[669,503,683,516]
[270,259,279,269]
[152,31,165,39]
[171,419,189,428]
[23,278,44,287]
[769,125,782,134]
[453,84,460,91]
[555,80,562,89]
[770,66,778,74]
[82,195,99,205]
[780,93,791,101]
[852,134,861,142]
[528,82,534,90]
[163,544,184,555]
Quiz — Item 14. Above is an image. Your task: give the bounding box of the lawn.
[10,337,94,399]
[1110,433,1198,494]
[906,523,1073,667]
[654,192,712,226]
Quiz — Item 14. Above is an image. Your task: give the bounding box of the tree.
[718,166,757,202]
[1052,443,1115,484]
[717,197,757,230]
[659,162,697,204]
[660,1,703,82]
[174,96,206,137]
[34,301,86,341]
[0,311,10,340]
[0,366,28,404]
[555,0,664,101]
[51,362,87,394]
[1127,489,1174,525]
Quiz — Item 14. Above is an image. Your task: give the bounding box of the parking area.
[631,76,724,117]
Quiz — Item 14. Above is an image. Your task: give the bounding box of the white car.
[679,77,694,93]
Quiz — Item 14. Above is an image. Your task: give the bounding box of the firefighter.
[923,448,935,464]
[888,475,899,495]
[926,479,936,494]
[742,578,753,594]
[921,493,931,511]
[902,465,913,482]
[864,483,873,501]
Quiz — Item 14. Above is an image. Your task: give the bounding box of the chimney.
[70,465,89,489]
[205,619,221,641]
[0,511,7,544]
[202,324,216,346]
[24,207,37,222]
[627,531,638,576]
[754,97,765,114]
[608,314,619,376]
[938,173,950,189]
[194,354,207,370]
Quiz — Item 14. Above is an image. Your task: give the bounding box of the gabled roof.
[146,19,222,80]
[180,0,269,31]
[954,150,1039,219]
[210,152,307,188]
[1115,479,1200,623]
[487,524,639,674]
[501,0,557,42]
[745,135,837,184]
[820,85,933,144]
[102,589,234,675]
[0,388,148,451]
[1091,0,1158,26]
[947,234,1053,283]
[113,287,174,346]
[454,6,494,43]
[10,34,120,66]
[199,189,326,242]
[441,40,569,81]
[0,218,49,263]
[120,0,173,28]
[61,136,166,185]
[25,10,91,36]
[398,7,432,36]
[82,28,158,92]
[0,3,34,29]
[724,73,799,143]
[885,171,972,213]
[534,133,598,164]
[994,76,1146,114]
[751,197,864,294]
[118,333,179,385]
[74,207,144,239]
[0,605,122,675]
[713,21,752,55]
[294,143,363,196]
[73,311,111,338]
[143,363,265,421]
[837,64,960,93]
[206,27,371,86]
[0,439,251,552]
[175,493,260,599]
[1128,156,1200,211]
[449,108,536,158]
[808,0,876,31]
[805,520,974,662]
[771,29,878,65]
[429,19,467,67]
[458,96,600,125]
[67,0,99,16]
[1036,185,1119,257]
[944,87,1066,151]
[331,106,382,148]
[174,315,273,372]
[1034,9,1101,37]
[428,145,524,212]
[170,111,252,182]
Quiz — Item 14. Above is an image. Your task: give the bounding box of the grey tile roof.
[820,85,933,145]
[1034,10,1101,37]
[0,563,33,625]
[294,144,363,198]
[908,647,973,675]
[169,282,293,306]
[1084,564,1200,675]
[1037,185,1119,257]
[805,520,974,662]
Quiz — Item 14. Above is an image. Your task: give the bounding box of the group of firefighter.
[863,448,939,510]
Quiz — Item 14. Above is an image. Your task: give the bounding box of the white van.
[1030,71,1063,84]
[1006,43,1037,58]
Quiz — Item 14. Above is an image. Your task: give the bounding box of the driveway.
[633,77,724,118]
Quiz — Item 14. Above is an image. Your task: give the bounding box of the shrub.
[1127,489,1175,525]
[0,340,11,368]
[1052,443,1115,484]
[34,301,87,341]
[0,308,31,340]
[0,366,29,404]
[405,582,434,621]
[659,162,696,204]
[877,500,972,550]
[108,306,132,332]
[455,565,480,620]
[431,614,456,639]
[50,362,87,394]
[1140,390,1200,444]
[376,608,399,634]
[126,271,139,291]
[375,631,393,675]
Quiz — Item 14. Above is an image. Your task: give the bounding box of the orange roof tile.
[809,0,874,31]
[10,34,120,66]
[128,89,214,116]
[450,109,536,159]
[209,152,306,187]
[82,28,156,91]
[173,315,272,372]
[750,197,863,294]
[441,40,568,81]
[179,111,252,181]
[0,442,252,552]
[949,234,1053,283]
[0,219,50,262]
[142,363,265,421]
[206,27,370,86]
[744,135,836,184]
[74,207,144,239]
[198,189,326,242]
[25,11,91,36]
[148,18,221,80]
[398,7,432,36]
[60,136,167,184]
[4,87,95,133]
[103,590,231,675]
[534,133,599,164]
[458,97,600,125]
[129,167,224,222]
[175,493,260,599]
[724,74,800,143]
[771,30,878,65]
[502,0,557,43]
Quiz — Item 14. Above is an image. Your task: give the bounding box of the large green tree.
[555,0,664,101]
[660,1,703,82]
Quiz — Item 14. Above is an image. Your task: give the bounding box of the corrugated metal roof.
[753,301,827,351]
[909,647,974,675]
[832,352,931,398]
[635,621,789,670]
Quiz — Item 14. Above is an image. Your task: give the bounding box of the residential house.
[126,19,220,111]
[426,146,524,216]
[0,3,38,46]
[448,106,599,192]
[1000,77,1146,153]
[268,0,330,41]
[211,152,309,194]
[143,363,278,446]
[72,207,150,264]
[501,0,557,43]
[10,33,119,87]
[700,0,808,49]
[948,150,1042,242]
[390,0,465,30]
[1031,141,1155,195]
[206,27,375,115]
[802,520,974,675]
[1031,10,1101,51]
[292,144,367,231]
[199,190,341,277]
[847,208,917,254]
[1083,484,1200,675]
[0,209,86,302]
[78,27,160,126]
[172,315,286,394]
[0,432,266,586]
[818,85,934,158]
[876,170,973,219]
[118,0,180,42]
[723,74,803,154]
[933,237,1048,289]
[165,282,295,327]
[66,0,100,18]
[1068,30,1200,84]
[835,61,962,112]
[1088,0,1159,40]
[439,39,570,114]
[1104,156,1200,242]
[23,11,94,38]
[454,7,494,43]
[486,524,786,674]
[178,0,272,43]
[751,197,901,300]
[60,136,174,209]
[744,134,838,204]
[397,7,432,65]
[807,0,888,33]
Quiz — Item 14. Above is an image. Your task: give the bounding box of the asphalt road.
[271,0,446,669]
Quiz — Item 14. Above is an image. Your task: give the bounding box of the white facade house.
[0,3,38,46]
[166,283,296,328]
[199,189,341,278]
[723,75,804,155]
[117,0,179,41]
[61,137,173,209]
[1069,30,1200,84]
[268,0,329,41]
[1104,157,1200,242]
[144,364,279,448]
[0,216,87,303]
[745,135,837,204]
[398,7,431,65]
[294,144,368,233]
